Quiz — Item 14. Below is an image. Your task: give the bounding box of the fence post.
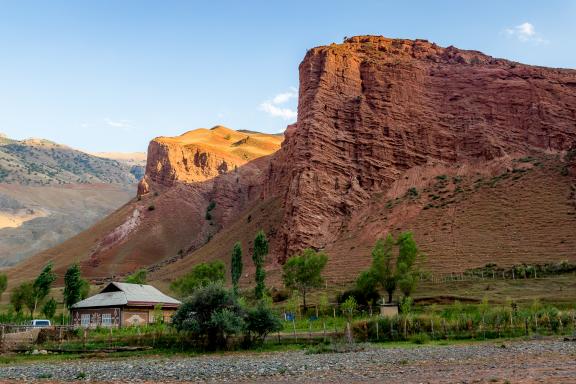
[0,325,4,352]
[376,321,379,341]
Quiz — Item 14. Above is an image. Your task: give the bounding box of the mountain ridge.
[5,36,576,290]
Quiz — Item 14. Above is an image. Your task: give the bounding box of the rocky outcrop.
[265,35,576,261]
[71,126,282,270]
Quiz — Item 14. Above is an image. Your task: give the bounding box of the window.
[81,314,90,327]
[102,313,112,326]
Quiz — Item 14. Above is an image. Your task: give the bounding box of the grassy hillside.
[0,136,139,185]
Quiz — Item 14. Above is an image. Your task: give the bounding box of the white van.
[30,319,51,328]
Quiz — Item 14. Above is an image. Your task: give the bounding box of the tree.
[10,282,32,314]
[252,230,268,300]
[172,283,245,349]
[245,303,282,344]
[42,297,58,319]
[0,273,7,300]
[32,263,56,315]
[12,282,35,318]
[230,242,243,295]
[396,232,422,297]
[64,264,88,310]
[171,261,225,298]
[125,269,147,284]
[370,235,396,303]
[363,232,424,303]
[282,248,328,309]
[354,270,380,307]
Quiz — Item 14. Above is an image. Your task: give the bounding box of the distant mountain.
[0,134,142,266]
[0,136,142,185]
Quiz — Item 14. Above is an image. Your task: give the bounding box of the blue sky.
[0,0,574,152]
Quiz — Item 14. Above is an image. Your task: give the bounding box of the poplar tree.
[63,263,84,310]
[252,230,268,300]
[231,242,243,295]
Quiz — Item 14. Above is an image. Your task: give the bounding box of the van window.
[33,320,50,326]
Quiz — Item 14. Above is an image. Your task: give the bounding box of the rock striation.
[264,36,576,260]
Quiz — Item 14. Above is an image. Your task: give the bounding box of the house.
[71,282,181,328]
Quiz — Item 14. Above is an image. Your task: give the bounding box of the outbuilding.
[71,282,181,328]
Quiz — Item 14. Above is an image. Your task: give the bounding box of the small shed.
[71,282,181,328]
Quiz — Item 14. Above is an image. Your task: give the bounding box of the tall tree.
[0,273,7,300]
[252,230,268,300]
[64,263,85,310]
[371,235,397,303]
[230,242,243,295]
[32,262,56,315]
[282,248,328,309]
[395,232,422,297]
[363,231,423,303]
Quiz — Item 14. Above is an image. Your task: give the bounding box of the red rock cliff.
[265,36,576,260]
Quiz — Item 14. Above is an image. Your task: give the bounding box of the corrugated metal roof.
[71,282,181,309]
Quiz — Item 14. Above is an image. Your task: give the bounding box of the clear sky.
[0,0,574,152]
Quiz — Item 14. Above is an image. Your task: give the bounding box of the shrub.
[407,187,419,198]
[172,283,244,350]
[125,269,147,284]
[410,332,430,344]
[270,287,290,303]
[245,304,282,344]
[170,261,225,298]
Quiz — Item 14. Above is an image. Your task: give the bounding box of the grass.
[413,274,576,307]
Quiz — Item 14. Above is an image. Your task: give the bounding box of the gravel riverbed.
[0,338,575,383]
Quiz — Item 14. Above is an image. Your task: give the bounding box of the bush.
[270,287,290,303]
[410,332,430,344]
[245,304,282,344]
[171,260,225,298]
[172,283,244,350]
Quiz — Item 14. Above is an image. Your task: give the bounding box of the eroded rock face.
[265,36,576,261]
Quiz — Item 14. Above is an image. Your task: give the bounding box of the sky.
[0,0,575,153]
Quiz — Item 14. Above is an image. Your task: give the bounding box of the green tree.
[0,273,7,300]
[396,232,422,297]
[63,264,88,310]
[370,235,396,303]
[171,260,225,298]
[252,230,268,300]
[10,282,33,314]
[171,283,245,349]
[42,297,58,319]
[32,263,56,315]
[282,248,328,309]
[12,282,35,318]
[364,232,423,303]
[245,303,282,344]
[125,269,147,284]
[230,242,243,295]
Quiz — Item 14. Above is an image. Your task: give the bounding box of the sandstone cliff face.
[265,36,576,261]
